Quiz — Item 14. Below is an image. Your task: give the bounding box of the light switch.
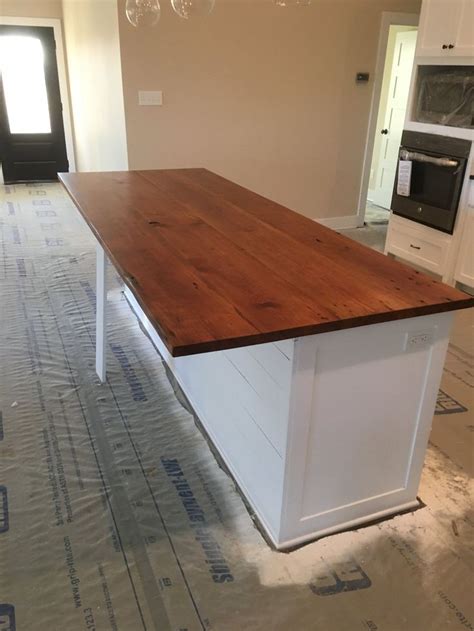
[138,90,163,106]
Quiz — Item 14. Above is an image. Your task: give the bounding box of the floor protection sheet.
[0,182,473,631]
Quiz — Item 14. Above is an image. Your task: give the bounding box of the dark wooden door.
[0,25,69,183]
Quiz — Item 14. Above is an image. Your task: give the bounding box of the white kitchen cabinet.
[417,0,474,58]
[454,213,474,288]
[385,214,454,280]
[453,0,474,56]
[125,286,454,550]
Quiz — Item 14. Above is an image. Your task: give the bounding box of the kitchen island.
[60,169,473,549]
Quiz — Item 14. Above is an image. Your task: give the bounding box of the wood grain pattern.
[59,169,474,357]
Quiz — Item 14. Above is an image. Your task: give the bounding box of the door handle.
[381,129,389,135]
[442,44,448,49]
[448,44,455,49]
[410,244,421,250]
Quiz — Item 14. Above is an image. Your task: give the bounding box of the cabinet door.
[416,0,460,57]
[455,214,474,288]
[452,0,474,56]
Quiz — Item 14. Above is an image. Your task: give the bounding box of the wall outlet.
[138,90,163,106]
[405,331,434,351]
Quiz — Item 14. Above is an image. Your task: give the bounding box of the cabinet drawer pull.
[410,244,421,250]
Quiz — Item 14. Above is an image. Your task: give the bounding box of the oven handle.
[400,149,459,169]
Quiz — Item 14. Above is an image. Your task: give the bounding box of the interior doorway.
[358,13,419,227]
[369,27,418,213]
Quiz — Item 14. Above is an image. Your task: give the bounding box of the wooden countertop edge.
[59,174,474,358]
[169,297,474,357]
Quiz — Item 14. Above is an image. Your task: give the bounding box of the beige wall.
[62,0,128,171]
[118,0,421,221]
[0,0,62,18]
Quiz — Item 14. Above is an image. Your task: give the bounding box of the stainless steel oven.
[391,131,471,234]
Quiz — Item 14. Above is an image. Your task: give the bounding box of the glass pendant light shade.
[126,0,161,27]
[171,0,216,19]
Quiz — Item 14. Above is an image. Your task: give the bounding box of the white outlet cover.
[138,90,163,106]
[405,331,434,351]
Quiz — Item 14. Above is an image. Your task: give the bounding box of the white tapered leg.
[96,243,107,382]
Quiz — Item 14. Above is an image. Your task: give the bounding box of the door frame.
[0,16,76,172]
[356,12,419,227]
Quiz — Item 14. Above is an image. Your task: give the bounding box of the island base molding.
[124,287,452,550]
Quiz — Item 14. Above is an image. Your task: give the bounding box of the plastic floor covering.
[0,181,473,631]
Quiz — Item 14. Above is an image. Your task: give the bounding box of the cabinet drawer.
[388,224,449,273]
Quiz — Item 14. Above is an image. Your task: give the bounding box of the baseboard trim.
[316,215,361,230]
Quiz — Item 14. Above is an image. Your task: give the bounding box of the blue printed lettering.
[0,487,9,534]
[0,604,15,631]
[110,344,147,402]
[161,458,234,583]
[310,559,371,596]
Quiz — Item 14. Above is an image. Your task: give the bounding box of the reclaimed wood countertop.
[60,169,474,357]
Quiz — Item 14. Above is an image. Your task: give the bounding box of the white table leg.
[96,243,107,382]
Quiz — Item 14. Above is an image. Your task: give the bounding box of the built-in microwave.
[391,131,471,234]
[414,66,474,129]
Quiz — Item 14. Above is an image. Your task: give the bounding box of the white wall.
[0,0,62,19]
[62,0,128,172]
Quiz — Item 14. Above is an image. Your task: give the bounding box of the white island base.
[125,288,452,550]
